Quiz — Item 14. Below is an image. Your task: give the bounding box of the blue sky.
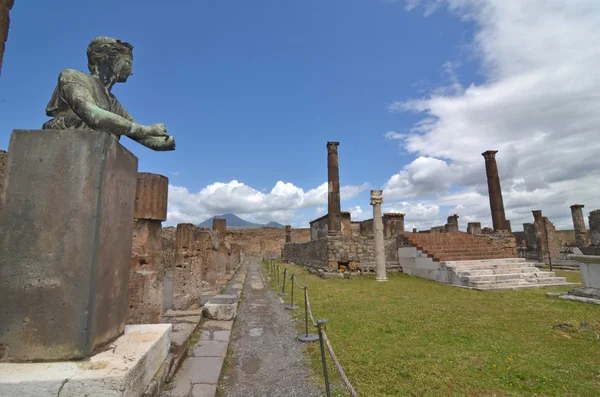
[2,0,598,230]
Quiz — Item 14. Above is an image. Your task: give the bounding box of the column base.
[376,277,389,282]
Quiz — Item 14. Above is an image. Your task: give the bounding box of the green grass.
[263,262,600,397]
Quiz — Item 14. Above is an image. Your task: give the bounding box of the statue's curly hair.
[87,37,134,74]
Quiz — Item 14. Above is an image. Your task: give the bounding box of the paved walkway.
[219,259,322,397]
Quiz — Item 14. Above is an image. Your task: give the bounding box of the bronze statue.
[42,37,175,151]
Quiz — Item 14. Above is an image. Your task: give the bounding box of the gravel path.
[220,259,322,397]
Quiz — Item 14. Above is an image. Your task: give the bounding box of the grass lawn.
[265,262,600,397]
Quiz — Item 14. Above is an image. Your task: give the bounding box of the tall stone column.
[285,225,292,243]
[371,190,387,281]
[532,210,546,262]
[127,172,168,324]
[482,150,507,231]
[213,218,226,234]
[589,210,600,247]
[570,204,587,247]
[327,141,341,235]
[0,0,14,76]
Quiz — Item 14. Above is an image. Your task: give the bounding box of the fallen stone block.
[202,294,238,321]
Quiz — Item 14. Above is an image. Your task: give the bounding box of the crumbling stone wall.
[283,239,328,268]
[0,0,14,76]
[310,212,351,240]
[225,227,310,259]
[360,219,373,236]
[472,231,517,258]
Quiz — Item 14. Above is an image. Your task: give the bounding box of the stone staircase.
[441,258,575,290]
[400,232,577,290]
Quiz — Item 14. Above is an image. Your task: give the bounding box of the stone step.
[462,271,557,283]
[457,267,538,276]
[467,277,570,289]
[442,258,526,266]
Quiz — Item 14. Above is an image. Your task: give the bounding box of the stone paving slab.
[161,262,249,397]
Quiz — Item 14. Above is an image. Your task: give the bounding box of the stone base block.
[0,129,138,361]
[202,294,238,321]
[0,324,172,397]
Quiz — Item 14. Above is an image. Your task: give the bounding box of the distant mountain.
[197,213,285,229]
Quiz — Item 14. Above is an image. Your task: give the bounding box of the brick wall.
[472,231,517,257]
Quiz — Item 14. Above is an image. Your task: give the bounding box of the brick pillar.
[128,173,168,324]
[532,210,546,262]
[383,213,405,237]
[482,150,507,231]
[570,204,587,247]
[589,210,600,247]
[467,222,481,235]
[445,214,459,233]
[0,0,14,76]
[327,141,341,235]
[371,190,387,282]
[285,224,292,243]
[212,218,226,234]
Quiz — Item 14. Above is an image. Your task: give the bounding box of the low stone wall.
[284,235,399,272]
[283,239,328,268]
[472,231,517,257]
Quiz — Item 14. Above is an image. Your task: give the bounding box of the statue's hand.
[143,123,168,137]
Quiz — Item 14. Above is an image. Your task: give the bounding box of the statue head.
[87,37,134,83]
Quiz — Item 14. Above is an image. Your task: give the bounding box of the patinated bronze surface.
[42,36,175,151]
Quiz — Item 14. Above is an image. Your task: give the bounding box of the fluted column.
[327,141,341,235]
[482,150,507,231]
[371,190,387,282]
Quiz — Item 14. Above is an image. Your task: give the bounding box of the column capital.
[327,141,340,154]
[482,150,498,160]
[370,190,383,205]
[570,204,585,210]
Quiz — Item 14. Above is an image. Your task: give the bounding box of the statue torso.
[42,69,131,134]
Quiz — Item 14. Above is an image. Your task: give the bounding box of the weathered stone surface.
[172,224,204,310]
[285,224,292,243]
[482,150,508,231]
[0,149,6,212]
[212,218,226,234]
[0,324,171,397]
[589,210,600,247]
[0,129,137,361]
[135,172,168,221]
[383,213,405,237]
[0,0,13,76]
[127,219,164,324]
[445,214,459,233]
[467,222,482,235]
[571,204,587,247]
[202,294,238,321]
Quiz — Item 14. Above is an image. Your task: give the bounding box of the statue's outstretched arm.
[60,82,160,138]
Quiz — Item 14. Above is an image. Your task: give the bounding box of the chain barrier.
[264,261,358,396]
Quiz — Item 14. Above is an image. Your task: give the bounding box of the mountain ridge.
[197,213,285,229]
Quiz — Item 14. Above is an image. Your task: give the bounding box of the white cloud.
[382,0,600,231]
[166,180,369,226]
[346,205,366,221]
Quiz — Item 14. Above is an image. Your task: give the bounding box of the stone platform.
[0,324,171,397]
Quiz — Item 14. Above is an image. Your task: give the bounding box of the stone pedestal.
[588,210,600,247]
[0,129,138,361]
[467,222,481,235]
[371,190,387,281]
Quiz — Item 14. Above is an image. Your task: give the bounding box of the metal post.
[298,287,319,342]
[280,268,288,296]
[317,320,331,397]
[286,274,299,310]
